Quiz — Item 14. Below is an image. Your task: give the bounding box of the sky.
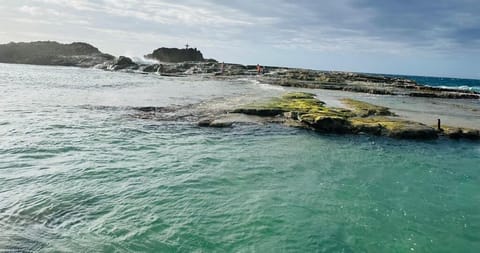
[0,0,479,78]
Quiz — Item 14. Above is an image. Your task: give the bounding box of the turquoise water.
[1,64,480,252]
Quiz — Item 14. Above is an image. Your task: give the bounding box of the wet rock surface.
[109,56,138,71]
[104,60,479,100]
[2,41,477,100]
[113,92,479,141]
[230,92,480,140]
[257,70,480,99]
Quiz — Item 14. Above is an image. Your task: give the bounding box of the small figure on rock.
[256,64,263,75]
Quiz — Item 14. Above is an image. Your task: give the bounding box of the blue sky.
[0,0,479,78]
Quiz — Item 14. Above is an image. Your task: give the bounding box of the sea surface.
[1,63,479,252]
[386,74,480,92]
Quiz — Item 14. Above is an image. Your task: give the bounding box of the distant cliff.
[0,41,114,67]
[145,47,205,62]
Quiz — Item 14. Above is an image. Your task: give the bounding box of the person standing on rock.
[256,64,262,75]
[220,62,224,74]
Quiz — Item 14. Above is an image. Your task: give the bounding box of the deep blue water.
[391,74,480,92]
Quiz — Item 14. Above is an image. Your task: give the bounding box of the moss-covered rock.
[299,114,351,133]
[350,117,438,139]
[341,98,395,117]
[440,126,480,140]
[231,92,479,140]
[232,92,351,119]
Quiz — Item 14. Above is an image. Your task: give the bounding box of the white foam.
[122,52,159,65]
[243,79,285,91]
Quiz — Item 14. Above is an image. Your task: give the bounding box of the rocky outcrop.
[231,92,479,140]
[0,41,114,67]
[145,47,205,62]
[117,61,479,100]
[441,127,480,140]
[109,56,139,71]
[258,70,480,99]
[1,41,477,100]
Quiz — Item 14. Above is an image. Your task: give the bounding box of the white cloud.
[1,0,479,77]
[18,5,40,15]
[17,4,90,25]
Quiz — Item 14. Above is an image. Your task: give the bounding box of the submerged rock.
[300,115,351,133]
[142,64,160,73]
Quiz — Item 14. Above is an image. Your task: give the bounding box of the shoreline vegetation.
[1,41,479,140]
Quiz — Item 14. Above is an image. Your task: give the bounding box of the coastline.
[1,39,479,141]
[1,61,478,140]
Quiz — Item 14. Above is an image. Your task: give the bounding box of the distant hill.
[145,47,205,63]
[0,41,115,67]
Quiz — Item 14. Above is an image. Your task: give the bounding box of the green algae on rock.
[350,117,438,139]
[231,92,479,140]
[340,98,395,117]
[232,92,351,118]
[439,126,480,140]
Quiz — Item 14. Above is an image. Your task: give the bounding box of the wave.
[121,52,159,65]
[240,78,285,91]
[435,85,480,91]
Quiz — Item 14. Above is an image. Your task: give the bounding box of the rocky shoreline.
[1,41,479,100]
[196,92,480,140]
[1,41,479,140]
[99,56,480,100]
[128,91,480,140]
[0,41,114,68]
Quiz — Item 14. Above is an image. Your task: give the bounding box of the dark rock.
[110,56,138,70]
[443,127,480,140]
[209,120,234,128]
[300,115,352,133]
[350,117,438,140]
[145,47,205,62]
[197,118,233,128]
[133,106,176,113]
[143,64,160,73]
[232,108,286,117]
[387,125,438,139]
[116,56,133,66]
[198,118,214,127]
[463,129,480,140]
[0,41,114,67]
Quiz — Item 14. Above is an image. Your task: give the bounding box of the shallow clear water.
[1,64,479,252]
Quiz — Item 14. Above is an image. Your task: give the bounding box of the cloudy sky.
[1,0,479,78]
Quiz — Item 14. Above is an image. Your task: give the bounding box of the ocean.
[0,63,479,252]
[386,74,480,92]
